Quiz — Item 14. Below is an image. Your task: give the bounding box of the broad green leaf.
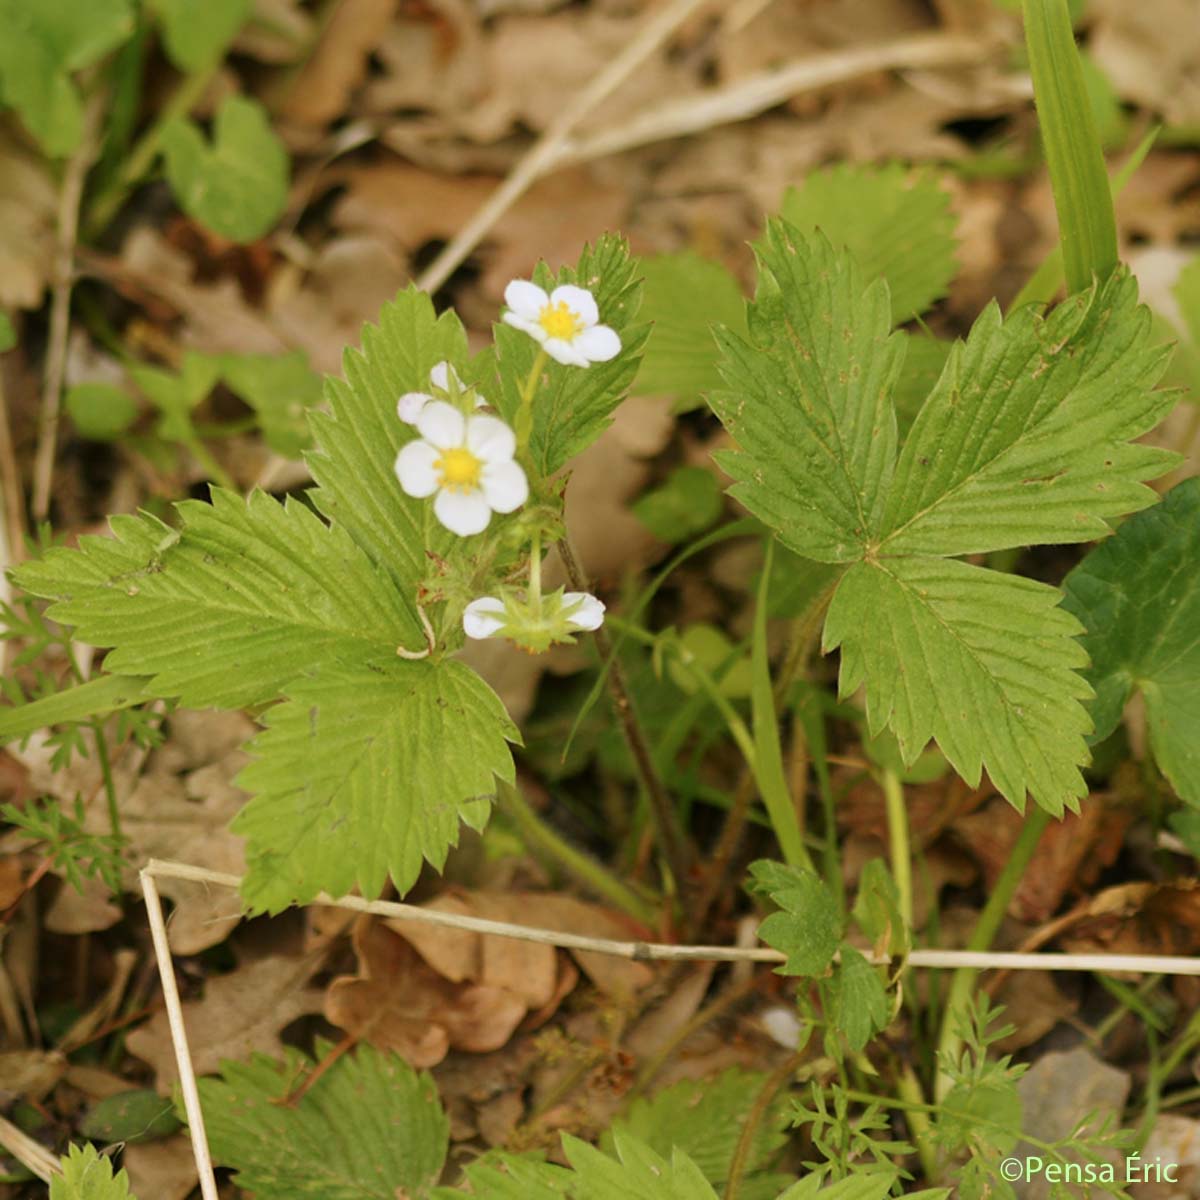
[831,944,890,1052]
[0,0,135,156]
[162,95,288,243]
[877,273,1173,558]
[65,382,138,441]
[14,488,422,709]
[766,546,841,621]
[220,350,322,456]
[0,675,152,744]
[129,350,220,441]
[80,1089,180,1144]
[51,1143,136,1200]
[563,1131,720,1200]
[1023,0,1117,293]
[748,860,841,977]
[308,288,470,592]
[891,334,951,436]
[0,312,15,352]
[778,1178,948,1200]
[491,236,648,477]
[1174,254,1200,348]
[632,465,722,542]
[780,163,956,323]
[666,625,750,698]
[431,1153,571,1198]
[711,227,905,564]
[235,656,517,908]
[201,1045,448,1199]
[606,1070,789,1198]
[824,557,1092,813]
[1062,477,1200,804]
[635,251,747,406]
[851,858,909,958]
[148,0,249,71]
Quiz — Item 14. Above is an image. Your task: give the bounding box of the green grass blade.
[1023,0,1118,293]
[0,675,153,743]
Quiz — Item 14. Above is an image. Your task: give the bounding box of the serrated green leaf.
[851,858,909,958]
[831,944,890,1052]
[877,274,1174,558]
[0,0,135,156]
[491,236,647,477]
[201,1045,448,1199]
[749,860,841,977]
[824,557,1092,813]
[775,1173,895,1200]
[162,95,288,243]
[51,1144,136,1200]
[632,465,723,542]
[220,350,322,456]
[780,163,956,323]
[1062,477,1200,804]
[148,0,249,71]
[634,251,747,405]
[0,676,152,744]
[308,288,470,590]
[65,383,139,441]
[563,1131,720,1200]
[431,1153,571,1198]
[606,1069,788,1198]
[234,656,517,908]
[14,489,422,709]
[711,227,904,564]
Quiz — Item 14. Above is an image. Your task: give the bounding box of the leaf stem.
[881,768,913,930]
[724,1050,803,1200]
[556,535,693,905]
[496,780,657,925]
[515,348,548,455]
[934,807,1049,1098]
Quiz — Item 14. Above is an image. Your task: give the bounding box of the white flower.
[397,362,487,426]
[394,401,528,536]
[502,281,621,367]
[462,590,605,650]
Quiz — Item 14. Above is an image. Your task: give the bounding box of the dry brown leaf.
[992,970,1076,1054]
[0,1050,65,1102]
[1060,881,1200,961]
[325,917,528,1067]
[128,953,325,1090]
[234,0,315,62]
[0,131,56,309]
[123,1136,198,1200]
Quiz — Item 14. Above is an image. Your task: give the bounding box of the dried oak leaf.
[1061,881,1200,961]
[128,953,325,1091]
[325,917,529,1067]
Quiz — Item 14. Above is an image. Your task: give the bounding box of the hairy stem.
[882,769,913,930]
[724,1050,802,1200]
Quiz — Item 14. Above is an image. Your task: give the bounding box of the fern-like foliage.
[711,226,1175,813]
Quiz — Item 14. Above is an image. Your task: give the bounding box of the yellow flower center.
[538,301,582,341]
[435,446,482,493]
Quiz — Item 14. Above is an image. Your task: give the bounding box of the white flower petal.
[466,414,516,462]
[434,488,491,536]
[563,591,605,631]
[543,338,589,367]
[550,284,598,327]
[574,324,621,363]
[397,391,431,425]
[416,400,466,449]
[503,312,547,342]
[430,361,462,391]
[480,460,528,513]
[395,440,440,497]
[463,596,507,640]
[504,279,548,319]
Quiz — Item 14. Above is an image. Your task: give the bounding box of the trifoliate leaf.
[606,1070,789,1199]
[1062,477,1200,804]
[65,383,138,441]
[780,163,956,322]
[824,557,1092,813]
[713,227,905,564]
[51,1144,136,1200]
[876,275,1174,558]
[148,0,249,71]
[635,251,747,407]
[633,465,723,542]
[234,656,517,909]
[492,236,648,477]
[563,1130,720,1200]
[748,860,841,977]
[162,95,288,243]
[201,1045,449,1199]
[711,227,1175,812]
[308,288,470,591]
[0,0,134,156]
[14,488,423,709]
[219,350,322,457]
[831,945,890,1052]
